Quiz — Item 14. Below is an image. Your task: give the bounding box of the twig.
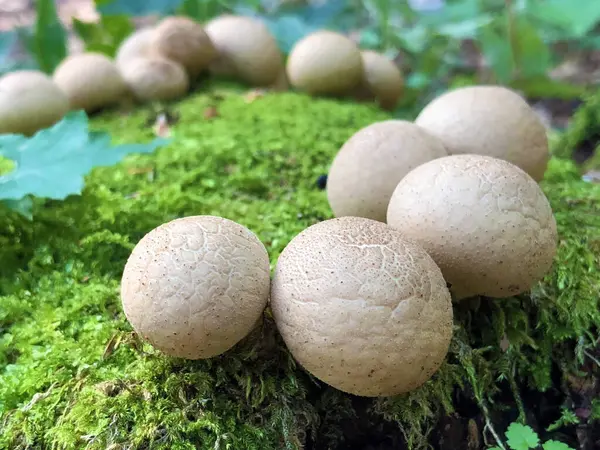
[583,349,600,367]
[481,400,507,450]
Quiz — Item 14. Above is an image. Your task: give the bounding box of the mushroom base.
[0,82,598,450]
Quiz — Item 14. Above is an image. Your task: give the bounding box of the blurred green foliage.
[2,0,598,109]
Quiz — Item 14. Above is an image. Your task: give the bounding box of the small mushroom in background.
[150,16,217,79]
[286,30,364,96]
[0,70,69,136]
[386,154,558,301]
[52,52,129,113]
[120,215,271,360]
[115,27,155,72]
[270,216,454,397]
[204,14,284,87]
[327,120,448,222]
[120,56,190,102]
[414,85,550,181]
[353,50,404,111]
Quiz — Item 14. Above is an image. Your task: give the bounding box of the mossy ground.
[0,81,599,450]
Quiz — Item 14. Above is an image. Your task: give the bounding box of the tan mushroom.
[0,70,69,135]
[327,120,448,222]
[120,215,271,359]
[270,216,454,397]
[286,30,363,96]
[415,85,550,181]
[204,14,284,87]
[387,154,558,300]
[52,52,128,113]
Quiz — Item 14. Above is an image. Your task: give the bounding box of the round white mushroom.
[115,27,155,72]
[327,120,448,222]
[52,52,129,113]
[286,30,363,96]
[120,56,189,102]
[414,85,550,181]
[270,216,454,397]
[120,215,271,359]
[386,154,558,300]
[0,70,69,136]
[204,14,284,87]
[150,16,217,78]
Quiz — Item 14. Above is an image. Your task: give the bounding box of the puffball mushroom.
[204,14,284,87]
[270,216,454,397]
[120,56,189,102]
[356,50,404,110]
[387,154,558,300]
[120,215,271,360]
[414,85,550,181]
[327,120,448,222]
[286,30,363,96]
[115,27,155,71]
[151,16,217,78]
[0,70,69,136]
[52,52,128,113]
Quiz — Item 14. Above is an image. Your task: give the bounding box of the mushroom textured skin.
[151,16,217,78]
[52,52,128,113]
[120,215,271,360]
[387,154,558,300]
[286,30,363,96]
[115,27,155,71]
[204,15,284,86]
[327,120,448,222]
[357,50,404,110]
[121,56,189,102]
[0,70,69,135]
[414,85,550,181]
[270,216,454,397]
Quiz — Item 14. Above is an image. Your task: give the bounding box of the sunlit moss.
[0,82,598,449]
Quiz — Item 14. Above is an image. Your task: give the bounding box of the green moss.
[0,82,599,449]
[554,90,600,164]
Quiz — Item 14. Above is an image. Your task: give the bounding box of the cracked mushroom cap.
[115,27,155,71]
[414,85,550,181]
[52,52,128,113]
[120,215,271,360]
[270,216,454,397]
[286,30,363,96]
[0,70,69,136]
[357,50,404,110]
[120,56,189,102]
[151,16,217,78]
[386,154,558,300]
[204,14,284,87]
[327,120,448,222]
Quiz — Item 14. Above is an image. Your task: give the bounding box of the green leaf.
[505,423,540,450]
[476,21,513,83]
[73,14,134,57]
[526,0,600,38]
[509,76,587,100]
[512,16,552,78]
[0,111,168,201]
[33,0,68,73]
[96,0,183,16]
[542,440,575,450]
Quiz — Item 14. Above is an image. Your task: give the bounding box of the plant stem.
[505,0,519,79]
[481,400,507,450]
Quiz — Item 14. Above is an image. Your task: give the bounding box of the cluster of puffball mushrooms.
[0,14,404,136]
[120,79,558,397]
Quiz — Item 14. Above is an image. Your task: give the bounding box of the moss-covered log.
[0,82,599,449]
